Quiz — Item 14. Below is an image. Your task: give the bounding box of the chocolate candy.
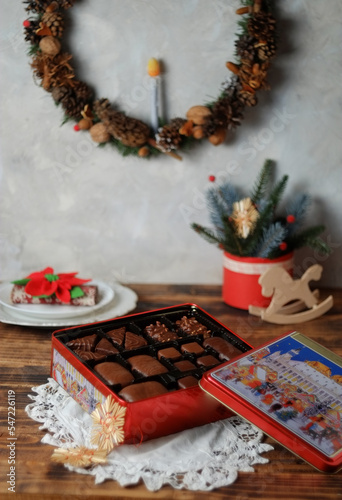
[174,360,197,372]
[95,338,119,356]
[203,337,242,361]
[67,333,97,352]
[94,362,134,388]
[177,376,198,389]
[74,350,106,362]
[118,381,168,402]
[176,316,211,339]
[196,355,220,369]
[180,342,204,357]
[106,327,125,346]
[106,327,147,349]
[144,321,178,342]
[124,331,147,350]
[128,354,168,377]
[157,347,182,362]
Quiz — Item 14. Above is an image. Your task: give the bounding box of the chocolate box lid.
[199,331,342,473]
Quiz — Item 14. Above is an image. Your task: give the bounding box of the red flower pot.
[222,251,294,310]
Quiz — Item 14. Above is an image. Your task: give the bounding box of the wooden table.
[1,284,341,499]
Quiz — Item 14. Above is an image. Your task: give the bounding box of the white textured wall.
[1,1,341,287]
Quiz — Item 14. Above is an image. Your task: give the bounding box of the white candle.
[147,58,160,134]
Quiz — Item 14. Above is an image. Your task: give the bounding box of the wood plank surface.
[0,284,341,499]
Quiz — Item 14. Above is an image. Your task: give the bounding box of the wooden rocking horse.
[249,264,333,324]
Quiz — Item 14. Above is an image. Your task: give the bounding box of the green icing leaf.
[70,286,85,299]
[11,278,30,286]
[44,273,59,282]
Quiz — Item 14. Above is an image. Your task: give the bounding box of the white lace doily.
[25,378,273,491]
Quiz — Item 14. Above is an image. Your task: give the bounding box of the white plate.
[0,282,138,327]
[0,280,114,319]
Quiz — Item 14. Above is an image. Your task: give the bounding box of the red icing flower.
[21,267,91,303]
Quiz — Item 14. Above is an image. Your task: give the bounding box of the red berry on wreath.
[286,214,296,224]
[279,242,288,251]
[23,20,31,28]
[208,175,216,182]
[73,124,80,132]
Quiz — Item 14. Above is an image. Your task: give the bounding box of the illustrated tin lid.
[200,331,342,473]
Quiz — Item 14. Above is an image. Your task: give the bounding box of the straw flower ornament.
[230,197,259,238]
[51,446,108,468]
[90,396,127,453]
[51,396,126,468]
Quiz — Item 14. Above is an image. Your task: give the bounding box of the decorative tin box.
[51,303,252,444]
[200,331,342,473]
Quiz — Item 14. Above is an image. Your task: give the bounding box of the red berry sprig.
[208,175,216,182]
[23,20,31,28]
[279,242,288,251]
[286,214,296,224]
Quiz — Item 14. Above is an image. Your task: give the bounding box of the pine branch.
[191,223,222,247]
[286,193,311,236]
[250,159,274,204]
[218,183,240,213]
[254,222,286,258]
[268,174,288,211]
[288,225,330,254]
[207,188,227,232]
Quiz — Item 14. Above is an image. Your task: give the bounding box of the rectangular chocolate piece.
[157,347,182,361]
[94,361,134,388]
[11,284,98,306]
[128,354,169,377]
[119,381,168,402]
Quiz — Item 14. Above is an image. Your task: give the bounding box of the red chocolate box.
[51,304,251,444]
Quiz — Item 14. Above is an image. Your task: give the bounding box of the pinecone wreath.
[23,0,279,160]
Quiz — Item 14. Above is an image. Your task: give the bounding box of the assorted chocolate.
[62,310,246,403]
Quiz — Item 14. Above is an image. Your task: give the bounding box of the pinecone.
[24,19,41,45]
[24,0,52,13]
[248,12,276,42]
[202,94,244,137]
[237,59,254,86]
[93,98,111,121]
[156,118,186,152]
[235,35,258,62]
[255,40,277,61]
[59,0,75,9]
[94,99,150,148]
[238,88,258,107]
[41,11,64,38]
[52,81,92,119]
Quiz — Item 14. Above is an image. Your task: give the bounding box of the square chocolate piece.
[94,361,134,388]
[180,342,205,357]
[177,375,198,389]
[128,354,169,377]
[118,381,168,402]
[174,360,197,373]
[175,316,211,339]
[203,337,242,361]
[144,321,178,343]
[157,347,182,362]
[196,355,220,369]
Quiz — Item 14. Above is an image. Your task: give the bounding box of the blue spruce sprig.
[254,222,286,258]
